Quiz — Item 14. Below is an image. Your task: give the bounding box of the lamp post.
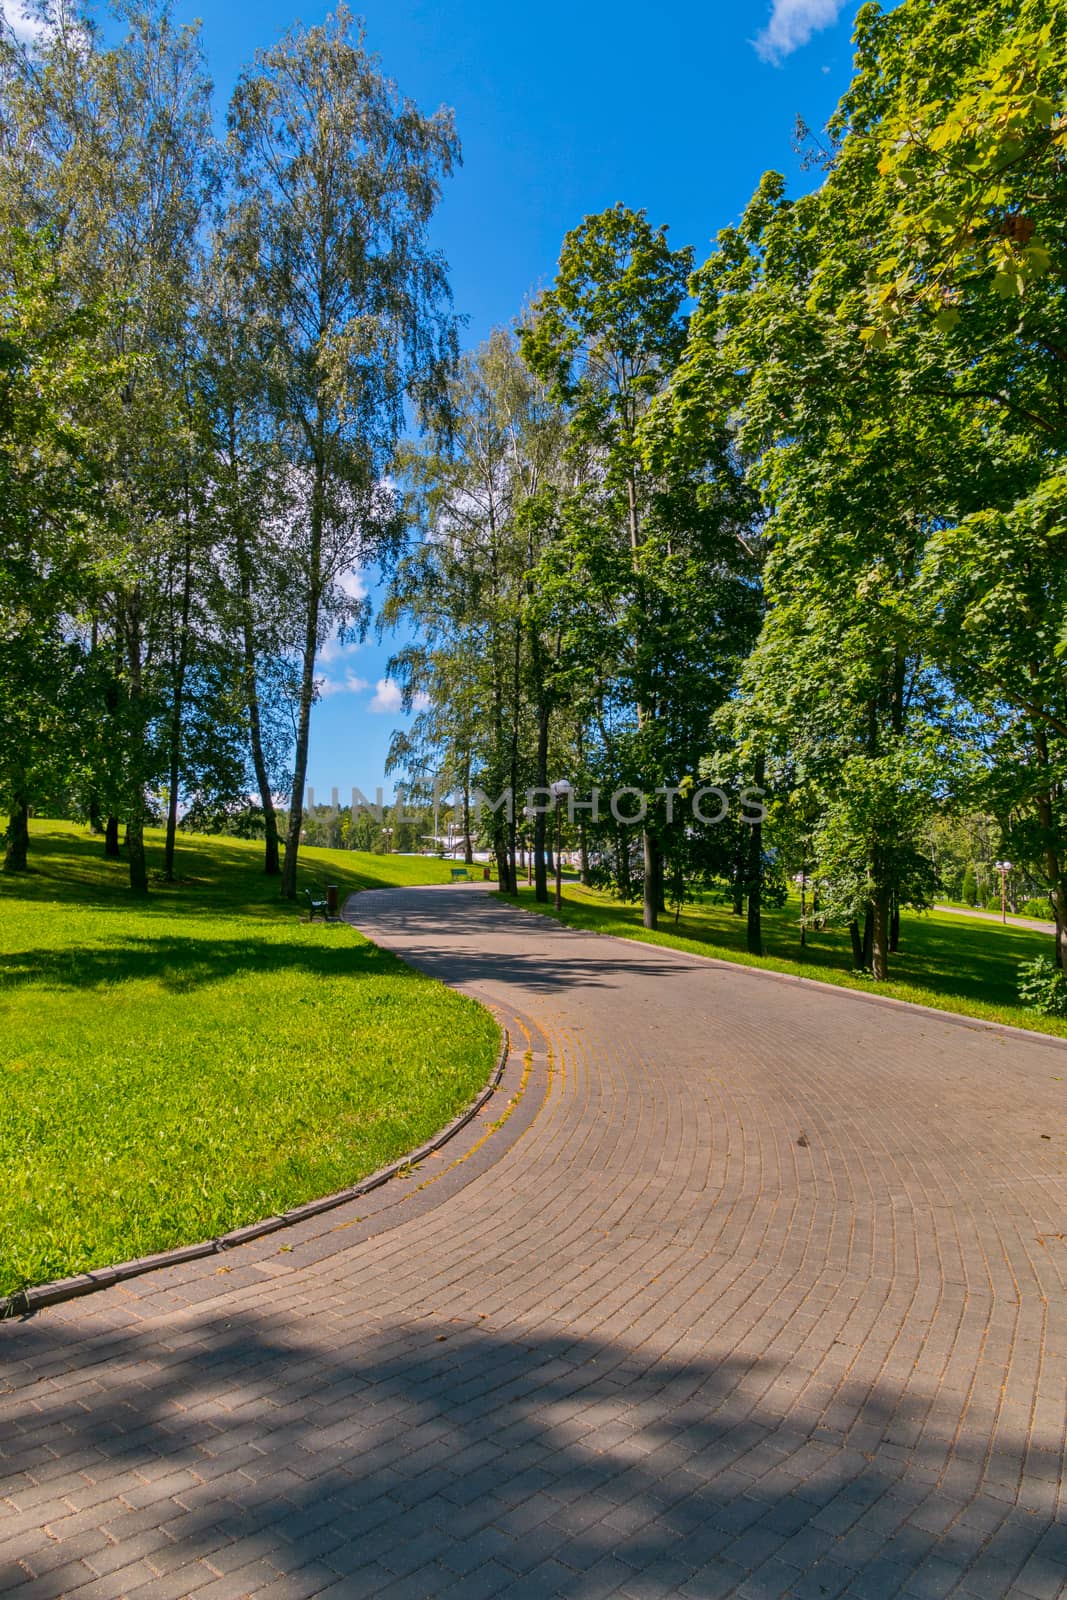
[550,780,572,913]
[995,860,1012,925]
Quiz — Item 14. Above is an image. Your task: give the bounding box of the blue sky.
[8,0,863,798]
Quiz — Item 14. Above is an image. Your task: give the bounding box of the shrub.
[1018,957,1067,1017]
[961,865,977,906]
[1021,897,1052,919]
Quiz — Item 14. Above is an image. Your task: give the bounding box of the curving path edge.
[1,883,1065,1600]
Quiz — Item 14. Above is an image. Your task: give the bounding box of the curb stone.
[0,1023,509,1322]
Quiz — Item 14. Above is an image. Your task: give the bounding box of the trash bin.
[483,865,491,881]
[326,884,339,917]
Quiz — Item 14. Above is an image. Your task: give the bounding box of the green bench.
[304,888,339,922]
[450,867,470,882]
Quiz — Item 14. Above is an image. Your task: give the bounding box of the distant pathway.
[934,903,1058,936]
[2,884,1066,1600]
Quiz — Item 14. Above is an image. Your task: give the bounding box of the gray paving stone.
[2,885,1065,1600]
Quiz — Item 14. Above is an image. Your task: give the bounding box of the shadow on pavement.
[1,1309,1062,1598]
[350,890,712,997]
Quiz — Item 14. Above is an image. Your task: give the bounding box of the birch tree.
[227,5,459,899]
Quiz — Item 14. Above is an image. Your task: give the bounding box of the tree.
[824,0,1067,966]
[0,231,121,869]
[1,0,217,894]
[386,331,566,893]
[228,4,460,899]
[197,230,297,876]
[521,204,697,929]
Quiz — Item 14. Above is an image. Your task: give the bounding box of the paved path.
[2,886,1067,1600]
[934,905,1057,936]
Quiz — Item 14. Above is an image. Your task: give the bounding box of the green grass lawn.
[510,882,1067,1041]
[0,823,498,1298]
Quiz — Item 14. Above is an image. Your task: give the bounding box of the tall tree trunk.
[235,516,281,876]
[104,815,120,858]
[732,829,745,916]
[642,829,659,930]
[164,518,194,883]
[576,726,590,885]
[534,702,549,903]
[4,796,29,873]
[282,650,316,901]
[125,600,149,897]
[282,462,324,902]
[86,617,103,835]
[617,825,631,900]
[248,693,281,875]
[1034,728,1067,968]
[746,754,766,955]
[746,829,763,955]
[871,884,892,981]
[508,619,521,896]
[627,462,658,930]
[127,805,149,896]
[862,906,875,970]
[849,920,863,968]
[1051,886,1067,971]
[462,771,474,866]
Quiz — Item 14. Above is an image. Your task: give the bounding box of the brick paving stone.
[2,884,1066,1600]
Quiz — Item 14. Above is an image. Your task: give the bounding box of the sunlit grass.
[0,823,498,1297]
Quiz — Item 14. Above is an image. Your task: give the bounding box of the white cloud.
[318,633,363,668]
[2,1,47,44]
[369,678,404,714]
[337,566,369,603]
[753,0,845,63]
[316,670,369,699]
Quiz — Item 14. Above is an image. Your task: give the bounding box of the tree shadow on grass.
[0,1309,1062,1597]
[1,923,706,997]
[887,921,1048,1005]
[518,889,1051,1014]
[2,828,388,921]
[0,931,409,994]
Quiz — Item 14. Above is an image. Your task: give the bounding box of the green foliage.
[386,330,563,889]
[853,0,1067,325]
[0,231,127,852]
[962,866,978,906]
[652,0,1067,979]
[228,4,460,898]
[519,205,759,926]
[1018,956,1067,1017]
